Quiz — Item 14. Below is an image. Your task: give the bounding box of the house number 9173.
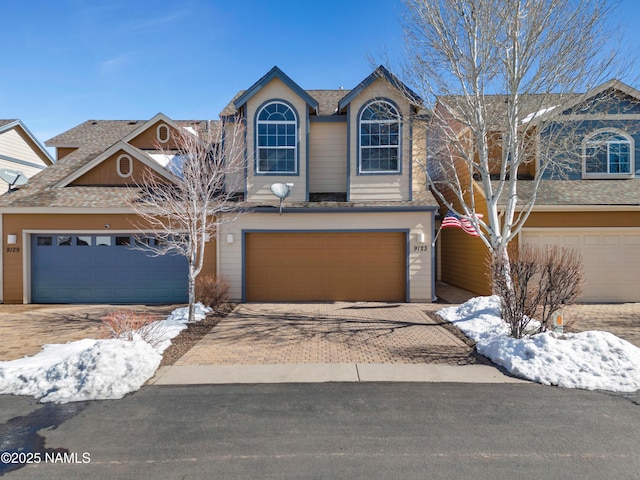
[413,245,428,252]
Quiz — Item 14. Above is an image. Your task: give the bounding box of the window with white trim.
[256,101,297,174]
[359,100,401,173]
[583,130,634,178]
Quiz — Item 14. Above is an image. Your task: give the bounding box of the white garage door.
[521,229,640,302]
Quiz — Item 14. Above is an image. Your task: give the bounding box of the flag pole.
[432,223,443,248]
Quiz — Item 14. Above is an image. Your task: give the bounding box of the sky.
[2,0,640,147]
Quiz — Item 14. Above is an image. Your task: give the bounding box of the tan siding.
[0,128,50,173]
[245,78,308,203]
[223,121,245,194]
[219,211,433,302]
[70,153,166,186]
[347,78,412,201]
[412,120,427,193]
[0,158,43,178]
[309,122,347,193]
[2,213,216,303]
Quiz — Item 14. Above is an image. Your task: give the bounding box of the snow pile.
[0,304,210,403]
[439,296,640,392]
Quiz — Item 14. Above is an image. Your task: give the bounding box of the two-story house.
[0,66,439,304]
[433,80,640,302]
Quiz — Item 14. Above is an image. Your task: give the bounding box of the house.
[0,66,438,304]
[0,119,54,187]
[432,80,640,303]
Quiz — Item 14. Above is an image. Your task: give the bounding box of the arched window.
[359,100,401,173]
[583,130,634,178]
[256,101,297,174]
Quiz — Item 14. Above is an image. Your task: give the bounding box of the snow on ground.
[439,296,640,392]
[1,297,638,403]
[0,304,210,403]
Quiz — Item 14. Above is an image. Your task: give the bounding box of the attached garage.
[521,228,640,302]
[244,231,407,302]
[30,233,188,304]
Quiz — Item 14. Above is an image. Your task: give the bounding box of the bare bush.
[195,275,230,309]
[491,244,584,338]
[100,311,166,349]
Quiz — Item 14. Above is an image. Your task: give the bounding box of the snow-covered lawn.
[439,296,640,393]
[0,304,209,404]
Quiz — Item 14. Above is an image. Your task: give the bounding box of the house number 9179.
[5,247,20,253]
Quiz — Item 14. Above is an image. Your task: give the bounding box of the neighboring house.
[0,114,215,304]
[0,119,54,187]
[432,80,640,303]
[0,66,439,304]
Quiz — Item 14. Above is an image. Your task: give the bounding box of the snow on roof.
[148,153,184,177]
[521,105,559,124]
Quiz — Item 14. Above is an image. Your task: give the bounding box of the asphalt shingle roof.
[221,89,350,117]
[495,179,640,206]
[0,119,213,208]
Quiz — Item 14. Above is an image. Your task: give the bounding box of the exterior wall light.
[416,232,426,244]
[7,234,17,245]
[226,234,235,244]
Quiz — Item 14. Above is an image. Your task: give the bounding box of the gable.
[561,89,640,116]
[128,120,185,150]
[70,149,169,186]
[233,66,318,114]
[338,65,422,112]
[0,123,53,171]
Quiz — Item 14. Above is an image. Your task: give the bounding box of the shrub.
[100,311,165,348]
[491,244,584,338]
[195,274,230,309]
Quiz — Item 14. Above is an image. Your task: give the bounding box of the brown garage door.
[245,232,406,302]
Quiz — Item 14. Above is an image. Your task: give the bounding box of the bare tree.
[397,0,626,302]
[126,118,245,322]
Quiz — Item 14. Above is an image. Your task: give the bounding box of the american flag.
[441,210,483,236]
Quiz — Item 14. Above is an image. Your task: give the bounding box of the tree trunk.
[188,269,196,324]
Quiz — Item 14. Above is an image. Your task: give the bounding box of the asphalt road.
[1,383,639,479]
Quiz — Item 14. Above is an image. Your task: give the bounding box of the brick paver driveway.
[175,302,482,366]
[567,303,640,347]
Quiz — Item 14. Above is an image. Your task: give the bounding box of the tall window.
[583,130,633,178]
[256,101,297,174]
[359,100,401,173]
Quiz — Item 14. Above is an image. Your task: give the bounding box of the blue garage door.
[31,234,188,304]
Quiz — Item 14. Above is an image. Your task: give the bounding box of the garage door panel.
[522,229,640,302]
[32,234,188,304]
[245,232,406,302]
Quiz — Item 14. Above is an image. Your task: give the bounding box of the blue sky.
[2,0,640,147]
